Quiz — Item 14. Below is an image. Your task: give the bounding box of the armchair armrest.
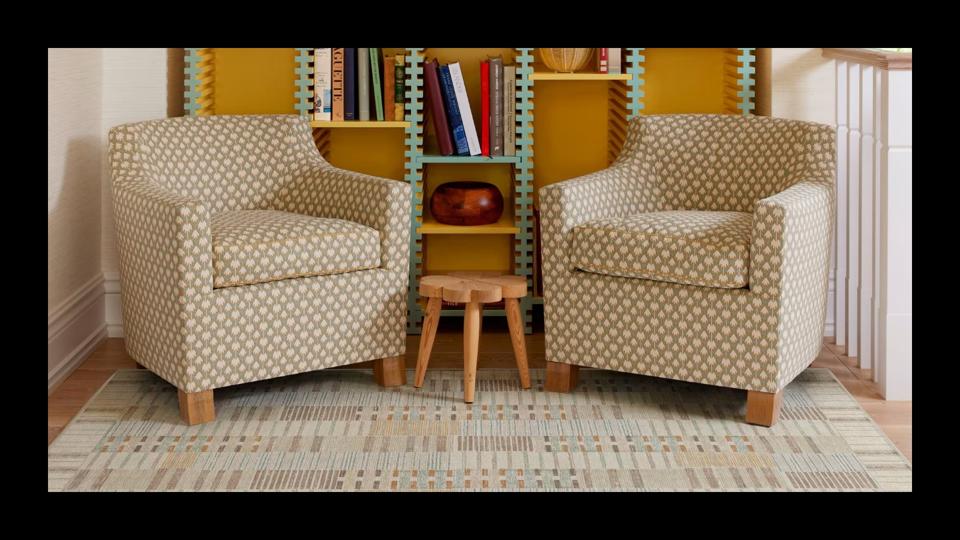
[749,180,835,297]
[112,174,211,388]
[539,162,660,276]
[279,159,411,274]
[113,175,212,297]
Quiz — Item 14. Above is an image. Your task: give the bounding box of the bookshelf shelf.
[418,215,518,235]
[310,120,411,128]
[417,155,522,165]
[531,72,632,81]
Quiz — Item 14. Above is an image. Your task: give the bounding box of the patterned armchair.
[539,114,835,426]
[110,115,410,425]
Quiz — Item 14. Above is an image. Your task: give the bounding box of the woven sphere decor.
[538,48,594,73]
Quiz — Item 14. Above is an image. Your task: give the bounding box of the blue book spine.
[438,65,469,156]
[344,48,357,120]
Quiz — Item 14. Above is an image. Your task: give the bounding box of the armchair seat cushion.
[211,210,381,288]
[570,210,753,289]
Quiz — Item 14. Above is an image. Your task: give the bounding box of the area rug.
[48,368,911,491]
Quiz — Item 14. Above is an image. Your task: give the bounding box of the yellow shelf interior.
[311,120,411,128]
[418,214,518,235]
[531,72,631,81]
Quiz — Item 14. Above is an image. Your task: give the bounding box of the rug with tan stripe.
[48,368,911,491]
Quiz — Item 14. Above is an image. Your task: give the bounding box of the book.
[438,64,470,156]
[608,48,622,75]
[448,62,481,156]
[489,56,503,156]
[313,48,332,121]
[383,55,395,121]
[344,48,357,120]
[424,59,454,156]
[597,48,608,74]
[394,59,405,121]
[332,48,345,121]
[370,48,384,121]
[503,65,516,156]
[358,48,370,121]
[480,60,490,156]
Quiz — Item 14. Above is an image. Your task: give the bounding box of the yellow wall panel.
[531,80,611,196]
[213,48,296,114]
[643,48,729,114]
[325,129,406,180]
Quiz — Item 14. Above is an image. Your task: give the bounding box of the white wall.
[48,48,169,392]
[771,48,836,336]
[48,48,106,391]
[101,48,169,337]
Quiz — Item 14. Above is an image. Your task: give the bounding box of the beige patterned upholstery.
[540,114,835,394]
[211,210,381,288]
[110,115,410,393]
[571,210,753,288]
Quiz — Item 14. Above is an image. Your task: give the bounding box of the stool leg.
[414,297,442,388]
[463,301,481,403]
[504,297,531,389]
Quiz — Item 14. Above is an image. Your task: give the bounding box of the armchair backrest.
[109,115,321,213]
[616,114,835,212]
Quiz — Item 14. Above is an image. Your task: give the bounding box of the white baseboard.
[103,271,124,337]
[824,275,836,337]
[48,275,108,395]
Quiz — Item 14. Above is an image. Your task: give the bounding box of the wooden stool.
[413,271,531,403]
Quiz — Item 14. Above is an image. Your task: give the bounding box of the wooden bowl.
[538,48,594,73]
[430,181,504,226]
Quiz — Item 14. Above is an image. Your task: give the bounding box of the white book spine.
[314,48,332,121]
[608,48,622,75]
[449,62,481,156]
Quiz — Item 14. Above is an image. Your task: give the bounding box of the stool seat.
[413,272,531,402]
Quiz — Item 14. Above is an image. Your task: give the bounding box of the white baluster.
[858,65,875,370]
[846,62,861,358]
[877,67,912,400]
[834,60,848,348]
[872,67,884,384]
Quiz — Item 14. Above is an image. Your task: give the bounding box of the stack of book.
[595,48,623,74]
[423,56,516,157]
[312,48,406,122]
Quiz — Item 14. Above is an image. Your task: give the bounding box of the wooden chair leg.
[178,389,215,425]
[504,298,531,389]
[414,297,442,388]
[374,355,406,387]
[746,389,783,427]
[463,301,482,403]
[544,361,579,393]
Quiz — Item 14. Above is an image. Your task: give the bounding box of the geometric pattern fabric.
[540,114,836,394]
[211,210,381,289]
[571,210,753,288]
[109,115,410,393]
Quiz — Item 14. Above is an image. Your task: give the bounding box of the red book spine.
[480,60,490,156]
[597,48,608,74]
[424,59,454,156]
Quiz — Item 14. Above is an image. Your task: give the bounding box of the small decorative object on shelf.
[538,48,593,73]
[430,181,504,226]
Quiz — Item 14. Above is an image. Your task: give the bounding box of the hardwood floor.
[47,317,911,461]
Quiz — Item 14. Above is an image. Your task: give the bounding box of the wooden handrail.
[822,48,912,70]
